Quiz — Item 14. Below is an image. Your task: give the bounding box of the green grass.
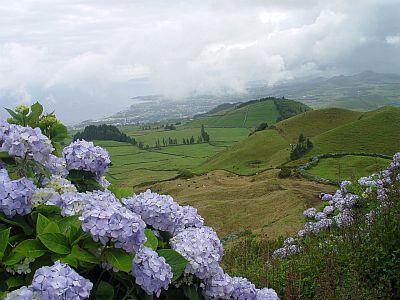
[184,100,281,128]
[202,106,400,174]
[307,155,391,182]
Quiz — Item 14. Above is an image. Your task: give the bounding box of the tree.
[190,136,195,144]
[200,125,210,142]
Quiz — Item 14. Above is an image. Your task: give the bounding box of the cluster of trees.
[274,98,310,122]
[151,125,210,149]
[73,124,136,145]
[290,133,313,160]
[164,123,177,130]
[200,125,210,142]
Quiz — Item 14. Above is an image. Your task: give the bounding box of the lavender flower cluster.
[0,123,53,166]
[62,139,110,179]
[0,169,36,217]
[5,261,93,300]
[123,189,204,235]
[132,246,173,297]
[272,152,400,260]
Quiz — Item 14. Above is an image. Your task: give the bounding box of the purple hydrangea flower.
[0,169,36,217]
[314,212,327,221]
[170,226,223,279]
[321,193,333,201]
[123,190,204,235]
[79,199,146,253]
[132,246,173,296]
[1,124,53,165]
[43,154,68,177]
[323,205,334,215]
[272,244,299,259]
[62,140,110,179]
[3,286,35,300]
[201,268,234,299]
[333,209,353,228]
[231,276,258,300]
[303,207,317,218]
[256,288,279,299]
[30,261,93,299]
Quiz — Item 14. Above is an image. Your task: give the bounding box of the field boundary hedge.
[297,152,392,185]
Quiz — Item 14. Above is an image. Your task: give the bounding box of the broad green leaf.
[36,213,51,236]
[50,123,68,142]
[70,245,100,264]
[157,249,188,282]
[51,254,78,268]
[0,213,33,235]
[0,151,10,159]
[67,225,88,246]
[35,204,61,217]
[0,227,11,259]
[3,251,24,265]
[43,221,61,234]
[57,215,80,233]
[144,229,158,251]
[4,108,22,123]
[104,248,132,273]
[183,285,203,300]
[38,233,70,254]
[15,239,47,258]
[27,102,43,123]
[95,281,114,300]
[6,277,24,289]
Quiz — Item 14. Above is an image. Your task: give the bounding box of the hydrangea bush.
[0,104,279,299]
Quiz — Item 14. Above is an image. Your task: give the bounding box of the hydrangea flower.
[62,140,110,179]
[201,268,234,299]
[256,288,279,299]
[45,175,77,194]
[5,257,35,275]
[1,124,53,165]
[272,244,299,259]
[30,261,93,299]
[321,193,333,201]
[314,212,327,221]
[123,190,204,235]
[131,246,173,296]
[80,200,146,253]
[30,188,61,207]
[170,226,223,279]
[323,205,334,215]
[231,276,258,300]
[3,286,36,300]
[0,170,36,217]
[333,209,353,228]
[303,207,317,218]
[43,154,68,177]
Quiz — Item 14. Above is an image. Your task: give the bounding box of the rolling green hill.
[185,98,310,129]
[199,106,400,175]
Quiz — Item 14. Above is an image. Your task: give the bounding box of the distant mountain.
[73,71,400,129]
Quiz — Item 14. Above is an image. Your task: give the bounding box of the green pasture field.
[306,155,391,182]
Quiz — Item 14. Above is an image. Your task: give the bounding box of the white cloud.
[0,0,399,123]
[386,35,400,46]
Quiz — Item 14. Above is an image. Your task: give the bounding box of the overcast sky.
[0,0,399,124]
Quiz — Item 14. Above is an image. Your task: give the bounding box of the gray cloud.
[0,0,399,123]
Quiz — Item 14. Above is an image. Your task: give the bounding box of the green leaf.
[35,204,61,217]
[51,254,78,268]
[67,225,88,246]
[183,285,203,300]
[0,213,33,235]
[36,213,51,236]
[157,249,188,282]
[0,227,11,260]
[144,229,158,251]
[70,245,100,264]
[3,251,24,266]
[104,248,132,273]
[43,221,61,234]
[5,108,22,123]
[95,281,114,300]
[0,151,10,159]
[57,215,80,233]
[50,123,68,142]
[27,102,43,123]
[6,276,25,289]
[15,239,47,258]
[38,233,70,254]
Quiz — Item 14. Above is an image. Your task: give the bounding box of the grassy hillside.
[142,169,336,238]
[307,106,400,158]
[185,98,310,129]
[199,106,400,175]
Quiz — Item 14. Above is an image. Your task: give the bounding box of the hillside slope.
[186,98,310,129]
[199,106,400,174]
